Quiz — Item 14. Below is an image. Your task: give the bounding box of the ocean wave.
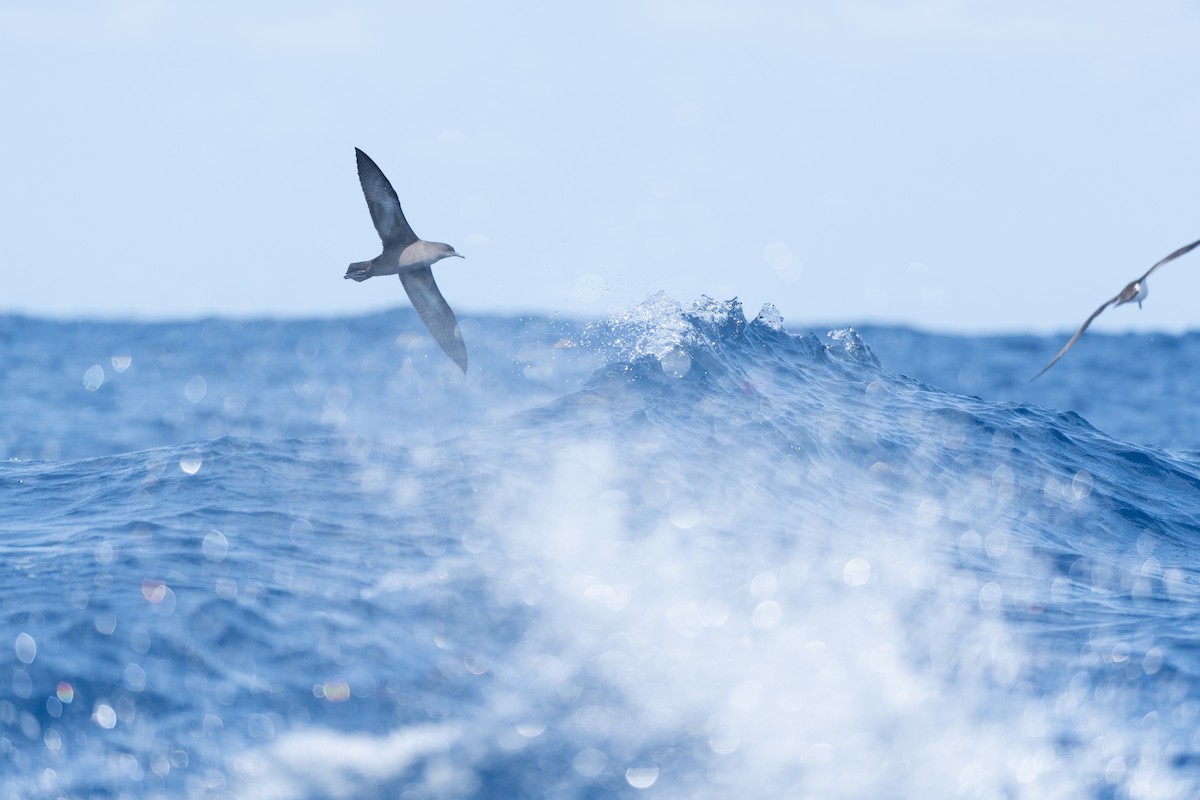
[3,300,1200,796]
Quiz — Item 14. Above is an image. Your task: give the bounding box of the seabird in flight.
[1032,236,1200,380]
[346,148,468,373]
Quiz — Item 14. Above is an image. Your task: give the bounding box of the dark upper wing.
[355,148,418,248]
[399,267,468,373]
[1138,236,1200,282]
[1031,295,1119,381]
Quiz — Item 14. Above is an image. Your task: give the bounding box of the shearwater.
[1033,236,1200,380]
[346,148,468,373]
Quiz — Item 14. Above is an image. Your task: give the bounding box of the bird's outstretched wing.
[1031,295,1120,381]
[400,267,468,373]
[356,148,419,248]
[1138,236,1200,283]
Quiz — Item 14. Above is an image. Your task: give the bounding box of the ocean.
[3,295,1200,798]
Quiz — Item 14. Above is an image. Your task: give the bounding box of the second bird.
[1032,236,1200,380]
[346,147,468,373]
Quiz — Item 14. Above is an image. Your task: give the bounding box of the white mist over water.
[236,299,1200,798]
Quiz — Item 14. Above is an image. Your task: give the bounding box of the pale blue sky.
[4,1,1199,333]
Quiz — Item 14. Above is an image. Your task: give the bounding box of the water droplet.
[119,752,143,780]
[17,711,38,740]
[12,670,32,699]
[979,581,1003,610]
[658,346,691,378]
[321,680,350,702]
[324,384,352,411]
[625,764,660,789]
[573,747,607,777]
[46,696,62,719]
[751,600,782,630]
[180,452,202,475]
[516,722,545,738]
[94,540,115,566]
[184,375,207,403]
[14,633,36,665]
[248,713,275,741]
[669,501,700,529]
[124,663,147,693]
[95,612,117,636]
[141,580,167,604]
[83,364,104,391]
[202,531,228,562]
[295,339,320,361]
[843,557,871,587]
[92,703,117,729]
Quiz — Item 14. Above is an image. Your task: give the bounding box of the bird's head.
[432,243,465,263]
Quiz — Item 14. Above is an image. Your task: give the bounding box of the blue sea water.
[3,295,1200,798]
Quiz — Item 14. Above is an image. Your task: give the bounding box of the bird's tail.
[345,261,372,282]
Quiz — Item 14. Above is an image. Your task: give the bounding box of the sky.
[3,1,1199,334]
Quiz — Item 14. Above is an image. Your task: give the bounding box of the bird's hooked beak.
[453,253,465,259]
